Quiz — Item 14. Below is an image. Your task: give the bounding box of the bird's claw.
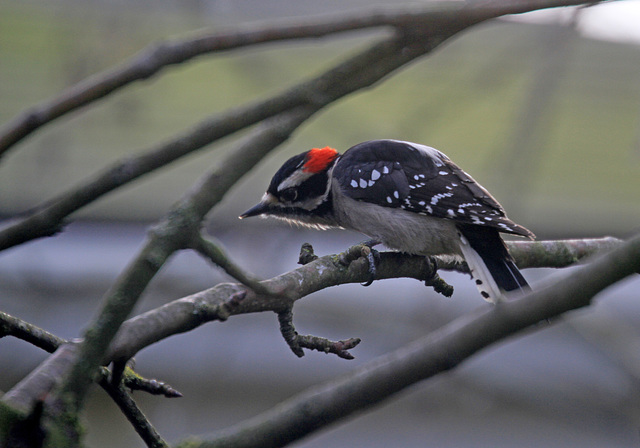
[360,241,381,287]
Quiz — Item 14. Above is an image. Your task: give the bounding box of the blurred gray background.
[1,0,640,447]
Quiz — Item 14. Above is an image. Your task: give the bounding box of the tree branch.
[507,237,623,268]
[0,310,65,354]
[0,0,594,157]
[191,234,272,296]
[46,13,462,421]
[0,0,601,252]
[277,307,362,359]
[104,237,624,365]
[175,232,640,448]
[98,373,169,448]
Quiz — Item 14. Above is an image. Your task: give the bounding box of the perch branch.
[104,237,625,365]
[176,232,640,448]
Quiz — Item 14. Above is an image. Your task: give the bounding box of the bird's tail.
[457,225,529,303]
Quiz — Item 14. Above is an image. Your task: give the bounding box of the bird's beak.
[239,202,270,219]
[239,193,276,219]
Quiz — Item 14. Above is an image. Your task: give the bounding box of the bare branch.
[277,307,360,359]
[104,236,625,365]
[0,0,601,252]
[118,367,183,398]
[98,373,169,448]
[507,237,623,268]
[191,234,272,296]
[2,344,79,414]
[0,310,65,354]
[0,0,595,157]
[176,233,640,448]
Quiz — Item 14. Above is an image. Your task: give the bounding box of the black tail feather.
[458,225,529,297]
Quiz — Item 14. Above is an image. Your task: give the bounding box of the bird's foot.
[337,240,381,286]
[360,240,381,287]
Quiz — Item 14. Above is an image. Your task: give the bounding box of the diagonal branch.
[0,310,65,354]
[53,108,315,416]
[98,373,169,448]
[0,0,594,157]
[190,234,273,296]
[175,233,640,448]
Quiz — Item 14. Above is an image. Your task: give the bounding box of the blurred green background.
[1,1,640,447]
[2,0,639,236]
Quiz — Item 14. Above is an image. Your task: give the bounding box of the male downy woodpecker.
[240,139,534,302]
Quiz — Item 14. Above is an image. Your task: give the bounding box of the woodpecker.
[240,139,534,302]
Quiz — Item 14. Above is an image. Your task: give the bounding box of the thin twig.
[0,310,65,353]
[191,234,272,295]
[98,373,169,448]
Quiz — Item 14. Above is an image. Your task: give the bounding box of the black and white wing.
[333,139,534,238]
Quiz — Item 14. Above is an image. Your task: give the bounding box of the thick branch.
[176,233,640,448]
[2,344,78,414]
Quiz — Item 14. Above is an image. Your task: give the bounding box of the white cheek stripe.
[278,170,313,191]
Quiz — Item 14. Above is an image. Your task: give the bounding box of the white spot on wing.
[430,192,454,205]
[350,179,358,188]
[393,190,399,199]
[383,166,389,174]
[359,178,367,188]
[386,196,393,203]
[371,169,381,180]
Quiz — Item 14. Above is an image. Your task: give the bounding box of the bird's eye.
[280,188,298,203]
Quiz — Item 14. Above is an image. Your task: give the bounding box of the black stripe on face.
[267,152,308,197]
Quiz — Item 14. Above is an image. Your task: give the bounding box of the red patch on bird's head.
[303,146,338,173]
